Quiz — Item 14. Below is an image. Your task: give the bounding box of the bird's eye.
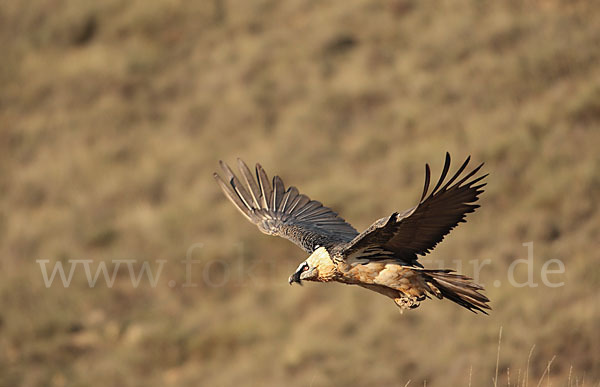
[302,263,309,271]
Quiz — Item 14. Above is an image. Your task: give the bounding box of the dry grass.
[1,0,599,386]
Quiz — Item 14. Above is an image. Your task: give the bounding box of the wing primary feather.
[213,173,253,221]
[237,158,261,207]
[290,195,311,215]
[284,187,302,212]
[440,155,470,191]
[256,163,272,209]
[430,152,452,195]
[215,159,358,252]
[420,164,431,202]
[279,189,292,212]
[298,206,334,219]
[454,162,485,187]
[230,178,254,209]
[219,160,236,182]
[272,176,285,211]
[293,200,322,218]
[220,161,255,210]
[465,172,488,188]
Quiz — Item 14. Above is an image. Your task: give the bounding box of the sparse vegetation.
[1,0,599,386]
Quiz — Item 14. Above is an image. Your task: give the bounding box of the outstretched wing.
[341,153,487,266]
[214,159,359,253]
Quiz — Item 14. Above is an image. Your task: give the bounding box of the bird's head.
[288,246,336,285]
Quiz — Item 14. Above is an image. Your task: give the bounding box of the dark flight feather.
[340,153,487,266]
[214,159,358,252]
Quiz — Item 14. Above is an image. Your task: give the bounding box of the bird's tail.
[419,269,491,314]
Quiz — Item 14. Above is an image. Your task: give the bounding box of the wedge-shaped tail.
[420,269,491,314]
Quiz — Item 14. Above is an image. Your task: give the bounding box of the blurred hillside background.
[1,0,599,386]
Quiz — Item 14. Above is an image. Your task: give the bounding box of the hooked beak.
[288,271,302,286]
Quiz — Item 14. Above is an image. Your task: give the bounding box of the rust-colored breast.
[341,262,428,298]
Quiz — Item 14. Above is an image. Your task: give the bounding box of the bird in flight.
[214,154,490,314]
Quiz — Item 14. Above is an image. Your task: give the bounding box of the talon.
[394,296,421,310]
